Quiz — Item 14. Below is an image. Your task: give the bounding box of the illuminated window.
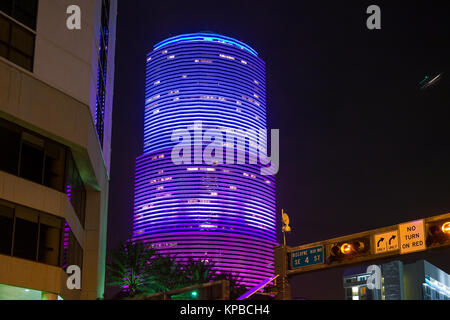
[219,54,235,60]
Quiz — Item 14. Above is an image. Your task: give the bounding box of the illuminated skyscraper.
[132,33,275,287]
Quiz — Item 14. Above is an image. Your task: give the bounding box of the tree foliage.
[213,271,248,299]
[106,241,249,299]
[106,240,156,297]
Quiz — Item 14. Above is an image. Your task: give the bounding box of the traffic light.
[442,222,450,234]
[328,237,369,264]
[426,220,450,247]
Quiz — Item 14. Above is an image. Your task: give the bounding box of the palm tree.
[106,240,156,297]
[181,257,215,287]
[148,253,186,292]
[107,241,249,299]
[213,271,248,299]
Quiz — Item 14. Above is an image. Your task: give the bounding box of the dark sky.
[107,0,450,299]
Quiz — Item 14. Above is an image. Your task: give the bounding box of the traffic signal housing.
[327,237,370,264]
[426,220,450,247]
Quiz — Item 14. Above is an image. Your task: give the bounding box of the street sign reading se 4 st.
[291,245,324,269]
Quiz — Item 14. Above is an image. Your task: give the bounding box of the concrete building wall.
[0,0,117,300]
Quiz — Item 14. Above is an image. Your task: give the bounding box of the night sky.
[107,0,450,299]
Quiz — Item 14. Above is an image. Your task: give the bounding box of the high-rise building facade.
[132,33,276,287]
[343,260,450,300]
[0,0,117,299]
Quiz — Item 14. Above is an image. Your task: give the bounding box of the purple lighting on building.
[131,33,276,287]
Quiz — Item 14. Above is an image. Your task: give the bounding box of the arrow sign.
[374,231,399,254]
[389,235,396,245]
[377,238,384,247]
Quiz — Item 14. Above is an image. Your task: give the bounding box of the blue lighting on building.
[132,33,275,287]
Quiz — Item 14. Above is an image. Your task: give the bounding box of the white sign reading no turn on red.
[399,219,426,254]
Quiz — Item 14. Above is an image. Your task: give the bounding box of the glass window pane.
[11,24,34,56]
[67,230,83,270]
[0,202,14,255]
[20,132,44,184]
[38,213,62,266]
[44,141,66,191]
[0,42,8,58]
[9,48,32,71]
[13,206,38,261]
[65,153,86,226]
[0,120,21,175]
[0,15,10,43]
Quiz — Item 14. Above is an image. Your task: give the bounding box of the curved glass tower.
[132,33,276,287]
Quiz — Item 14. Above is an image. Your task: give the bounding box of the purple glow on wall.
[132,33,276,287]
[63,185,71,269]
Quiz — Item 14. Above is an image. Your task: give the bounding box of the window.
[38,213,62,265]
[0,14,35,71]
[0,199,64,266]
[0,203,14,255]
[0,0,39,30]
[19,132,44,184]
[345,288,352,299]
[0,118,86,226]
[66,152,86,226]
[43,140,66,191]
[0,120,21,175]
[62,227,83,272]
[13,205,39,260]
